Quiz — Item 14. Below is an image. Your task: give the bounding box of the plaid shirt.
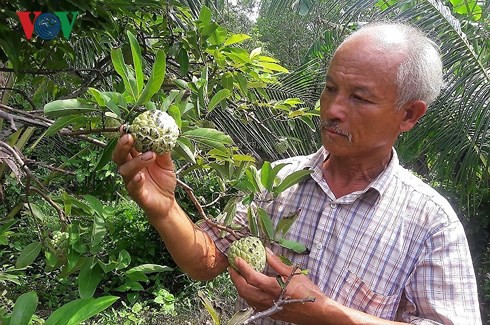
[201,147,481,324]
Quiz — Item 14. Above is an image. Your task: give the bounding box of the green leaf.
[126,264,173,274]
[245,165,264,193]
[44,99,97,118]
[111,48,137,101]
[173,138,196,164]
[44,296,119,325]
[235,73,248,97]
[83,195,104,218]
[125,270,148,282]
[221,72,234,91]
[15,241,42,269]
[275,209,301,238]
[273,170,313,197]
[78,260,103,299]
[135,49,166,106]
[260,161,273,191]
[257,208,275,241]
[247,206,259,237]
[198,6,212,26]
[10,291,38,325]
[94,138,118,171]
[198,291,220,325]
[257,62,289,73]
[224,34,251,46]
[97,260,118,273]
[0,219,17,234]
[177,47,189,75]
[167,104,182,129]
[45,116,86,137]
[24,203,45,222]
[209,26,228,45]
[201,22,219,38]
[276,238,308,254]
[208,89,231,113]
[117,249,131,269]
[87,87,107,107]
[182,128,233,151]
[219,197,239,237]
[90,214,106,251]
[127,30,144,95]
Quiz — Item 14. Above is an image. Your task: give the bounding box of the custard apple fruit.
[228,236,266,273]
[124,110,179,155]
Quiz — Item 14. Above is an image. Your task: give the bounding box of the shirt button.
[330,203,337,209]
[316,243,323,250]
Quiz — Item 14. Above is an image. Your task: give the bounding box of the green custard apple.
[124,110,179,155]
[228,236,266,273]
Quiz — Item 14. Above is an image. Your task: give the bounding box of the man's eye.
[353,95,370,103]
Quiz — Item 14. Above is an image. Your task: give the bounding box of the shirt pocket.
[333,269,401,320]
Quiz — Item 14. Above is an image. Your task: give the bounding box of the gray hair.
[342,22,444,108]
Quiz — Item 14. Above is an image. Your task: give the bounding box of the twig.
[176,178,240,239]
[0,87,36,109]
[175,162,192,175]
[0,110,17,130]
[0,140,69,224]
[59,127,120,136]
[244,297,316,324]
[202,192,228,208]
[0,103,52,123]
[29,187,69,224]
[0,103,108,147]
[25,159,75,175]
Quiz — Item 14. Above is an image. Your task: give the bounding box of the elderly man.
[112,22,481,324]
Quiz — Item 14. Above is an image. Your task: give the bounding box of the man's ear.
[399,100,427,132]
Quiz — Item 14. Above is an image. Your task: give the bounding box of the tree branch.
[0,87,36,109]
[0,140,69,224]
[176,178,241,239]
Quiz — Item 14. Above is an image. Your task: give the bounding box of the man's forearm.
[310,296,406,325]
[146,200,228,280]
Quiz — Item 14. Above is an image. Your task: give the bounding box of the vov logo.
[16,11,79,40]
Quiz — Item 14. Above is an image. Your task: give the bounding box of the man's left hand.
[228,249,327,324]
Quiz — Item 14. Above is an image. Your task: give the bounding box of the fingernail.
[141,151,154,161]
[266,247,274,254]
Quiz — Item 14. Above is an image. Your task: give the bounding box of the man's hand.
[229,250,328,324]
[111,131,177,223]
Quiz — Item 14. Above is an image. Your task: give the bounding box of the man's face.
[319,36,407,159]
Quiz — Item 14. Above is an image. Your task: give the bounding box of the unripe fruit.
[227,236,266,273]
[124,110,179,155]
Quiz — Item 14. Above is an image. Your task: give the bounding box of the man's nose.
[322,94,347,121]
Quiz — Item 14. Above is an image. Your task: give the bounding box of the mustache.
[320,120,352,142]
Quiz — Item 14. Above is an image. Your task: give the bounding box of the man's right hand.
[111,132,177,224]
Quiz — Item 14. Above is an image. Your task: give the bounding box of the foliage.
[0,0,316,323]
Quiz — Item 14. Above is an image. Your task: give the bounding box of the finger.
[112,134,134,166]
[234,257,274,289]
[154,152,175,172]
[125,170,145,197]
[228,265,245,287]
[266,250,294,276]
[118,151,156,184]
